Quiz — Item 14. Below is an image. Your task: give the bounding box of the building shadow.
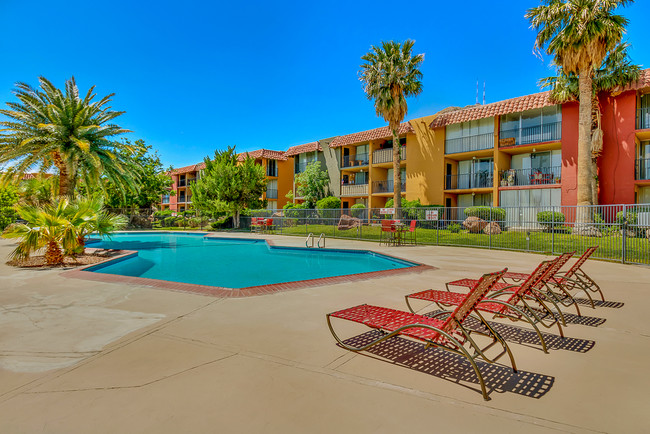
[341,330,555,400]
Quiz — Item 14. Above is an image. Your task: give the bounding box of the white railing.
[341,184,368,196]
[372,146,406,164]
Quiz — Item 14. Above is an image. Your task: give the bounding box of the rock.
[483,222,501,235]
[337,214,361,231]
[618,229,636,238]
[463,216,487,233]
[573,226,602,237]
[647,229,650,240]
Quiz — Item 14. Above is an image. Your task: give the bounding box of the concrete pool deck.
[0,233,648,433]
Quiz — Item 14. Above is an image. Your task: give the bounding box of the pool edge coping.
[60,233,437,298]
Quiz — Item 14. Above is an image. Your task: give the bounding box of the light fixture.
[532,148,536,153]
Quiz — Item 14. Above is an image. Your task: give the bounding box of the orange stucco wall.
[599,90,637,205]
[276,158,294,209]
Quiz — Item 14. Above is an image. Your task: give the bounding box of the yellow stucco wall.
[406,115,445,205]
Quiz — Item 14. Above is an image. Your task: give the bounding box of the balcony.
[162,196,170,204]
[372,180,406,193]
[637,108,650,130]
[445,171,493,190]
[499,166,562,187]
[341,153,369,168]
[266,189,278,199]
[178,195,186,203]
[372,146,406,164]
[636,158,650,180]
[266,167,278,177]
[499,121,561,146]
[341,183,368,196]
[177,179,186,187]
[445,133,494,154]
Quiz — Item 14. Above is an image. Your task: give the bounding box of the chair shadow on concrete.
[574,298,624,309]
[458,315,596,353]
[341,330,555,400]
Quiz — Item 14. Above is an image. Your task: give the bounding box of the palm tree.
[3,198,77,265]
[64,196,127,255]
[17,174,59,206]
[0,77,139,197]
[359,40,424,210]
[527,0,632,226]
[540,42,640,204]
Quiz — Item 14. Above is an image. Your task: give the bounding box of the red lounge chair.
[327,268,514,401]
[379,220,396,246]
[406,256,571,353]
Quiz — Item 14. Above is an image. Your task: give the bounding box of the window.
[267,159,277,177]
[499,106,561,146]
[445,117,494,154]
[639,94,650,129]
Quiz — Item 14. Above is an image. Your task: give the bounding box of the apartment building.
[160,68,650,211]
[160,162,205,212]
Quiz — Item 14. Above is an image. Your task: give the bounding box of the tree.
[0,76,139,197]
[189,146,266,228]
[527,0,632,225]
[63,196,127,254]
[540,42,640,204]
[294,161,329,208]
[17,174,58,206]
[359,40,424,210]
[101,139,173,209]
[0,186,18,230]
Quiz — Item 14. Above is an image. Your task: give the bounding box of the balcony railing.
[341,183,368,196]
[177,179,186,187]
[445,171,493,190]
[637,108,650,130]
[445,132,494,154]
[266,189,278,199]
[372,180,406,193]
[341,153,369,168]
[178,196,186,203]
[499,166,562,187]
[162,196,170,204]
[266,167,278,177]
[499,121,561,146]
[372,146,406,164]
[636,158,650,180]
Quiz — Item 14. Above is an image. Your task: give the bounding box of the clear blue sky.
[1,0,648,168]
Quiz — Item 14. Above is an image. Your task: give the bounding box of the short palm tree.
[17,174,59,206]
[0,77,139,197]
[3,198,77,265]
[64,196,126,254]
[527,0,632,225]
[359,40,424,210]
[540,42,640,204]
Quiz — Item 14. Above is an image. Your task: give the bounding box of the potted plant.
[507,169,516,186]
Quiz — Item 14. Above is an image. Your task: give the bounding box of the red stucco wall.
[598,90,637,205]
[560,102,579,206]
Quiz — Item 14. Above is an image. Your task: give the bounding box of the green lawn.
[275,224,649,265]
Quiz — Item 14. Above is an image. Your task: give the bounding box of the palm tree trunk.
[576,67,594,226]
[391,121,402,215]
[45,241,64,265]
[52,151,70,197]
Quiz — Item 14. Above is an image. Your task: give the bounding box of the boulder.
[463,216,487,233]
[573,226,603,237]
[338,214,361,231]
[483,222,501,235]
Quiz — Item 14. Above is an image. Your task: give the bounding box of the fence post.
[622,204,627,264]
[551,206,555,255]
[489,207,492,250]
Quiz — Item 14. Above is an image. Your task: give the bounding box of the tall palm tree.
[359,40,424,210]
[527,0,632,226]
[0,77,139,197]
[540,42,640,204]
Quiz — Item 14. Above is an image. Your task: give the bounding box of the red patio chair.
[379,220,396,246]
[406,220,417,244]
[264,218,274,234]
[406,257,569,353]
[327,268,513,401]
[250,217,260,233]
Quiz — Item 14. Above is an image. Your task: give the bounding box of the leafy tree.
[189,146,266,228]
[540,42,640,204]
[294,161,329,208]
[101,139,173,209]
[0,186,18,230]
[527,0,632,224]
[316,196,341,210]
[359,40,423,210]
[0,76,139,197]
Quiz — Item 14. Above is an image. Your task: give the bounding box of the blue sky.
[1,0,648,168]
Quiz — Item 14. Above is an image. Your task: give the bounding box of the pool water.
[86,233,415,289]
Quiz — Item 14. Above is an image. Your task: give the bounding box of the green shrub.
[316,196,341,210]
[350,204,365,218]
[153,209,173,217]
[464,207,506,229]
[537,211,566,228]
[210,216,232,229]
[447,223,461,233]
[0,187,18,230]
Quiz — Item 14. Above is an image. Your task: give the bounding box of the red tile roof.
[284,141,322,156]
[237,149,288,162]
[430,91,554,129]
[616,68,650,93]
[329,122,414,148]
[169,163,206,175]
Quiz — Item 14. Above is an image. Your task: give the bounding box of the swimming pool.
[86,232,417,289]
